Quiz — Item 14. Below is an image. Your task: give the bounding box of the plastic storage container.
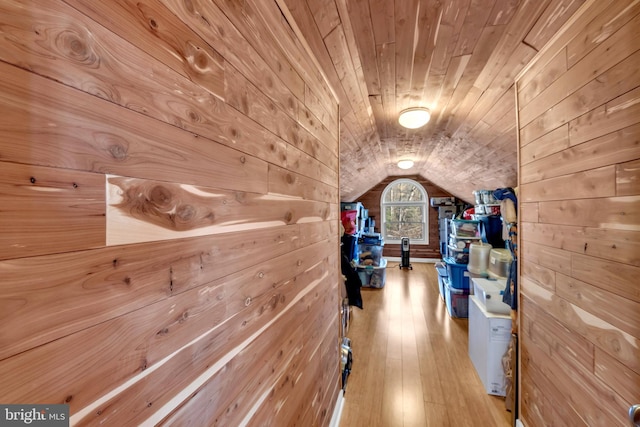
[357,258,388,288]
[444,278,470,318]
[451,219,480,238]
[435,262,448,300]
[472,278,510,314]
[449,236,480,250]
[468,295,512,396]
[357,243,384,266]
[447,246,469,264]
[444,257,471,290]
[488,249,512,279]
[359,233,383,245]
[467,242,492,275]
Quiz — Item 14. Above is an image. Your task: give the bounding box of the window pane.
[383,182,424,202]
[385,206,423,222]
[385,222,424,240]
[384,206,424,240]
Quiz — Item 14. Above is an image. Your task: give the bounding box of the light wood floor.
[339,261,512,427]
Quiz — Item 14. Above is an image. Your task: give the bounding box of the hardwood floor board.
[340,262,511,427]
[424,402,451,427]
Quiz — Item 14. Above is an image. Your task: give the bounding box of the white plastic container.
[468,295,512,396]
[472,278,510,314]
[467,242,492,275]
[488,249,512,279]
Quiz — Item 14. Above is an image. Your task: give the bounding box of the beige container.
[488,249,512,279]
[467,242,492,275]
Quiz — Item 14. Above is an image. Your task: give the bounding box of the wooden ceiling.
[280,0,586,203]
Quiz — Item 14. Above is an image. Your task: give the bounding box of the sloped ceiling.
[280,0,585,203]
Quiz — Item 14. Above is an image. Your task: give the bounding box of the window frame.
[380,178,429,245]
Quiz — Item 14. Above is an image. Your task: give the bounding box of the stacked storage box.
[434,261,448,301]
[468,285,512,396]
[447,219,481,264]
[442,219,479,317]
[356,233,388,288]
[443,258,471,317]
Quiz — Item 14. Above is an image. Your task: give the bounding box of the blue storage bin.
[359,233,383,245]
[435,262,448,300]
[444,257,471,290]
[444,278,470,318]
[357,258,388,288]
[358,243,384,266]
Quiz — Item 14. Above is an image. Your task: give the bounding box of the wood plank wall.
[516,1,640,425]
[356,175,455,259]
[0,0,341,425]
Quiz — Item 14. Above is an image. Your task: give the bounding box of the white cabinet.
[468,295,512,396]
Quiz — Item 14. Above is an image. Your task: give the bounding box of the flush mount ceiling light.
[397,159,414,170]
[398,107,431,129]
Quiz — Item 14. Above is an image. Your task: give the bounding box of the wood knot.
[176,204,195,222]
[239,156,246,164]
[30,177,36,184]
[57,30,93,63]
[149,185,172,208]
[194,50,208,69]
[148,18,158,30]
[284,211,293,223]
[108,144,128,160]
[188,110,200,122]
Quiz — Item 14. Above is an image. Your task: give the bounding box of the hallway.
[340,262,512,427]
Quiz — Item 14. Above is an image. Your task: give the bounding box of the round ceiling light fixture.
[398,107,431,129]
[397,159,415,170]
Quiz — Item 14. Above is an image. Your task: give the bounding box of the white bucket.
[467,242,492,275]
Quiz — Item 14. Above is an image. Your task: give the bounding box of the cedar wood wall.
[356,175,456,259]
[0,0,341,425]
[516,1,640,426]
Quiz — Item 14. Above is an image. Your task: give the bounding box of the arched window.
[381,179,429,244]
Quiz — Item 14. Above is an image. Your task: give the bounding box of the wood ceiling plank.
[523,0,586,51]
[394,0,420,97]
[452,42,536,138]
[487,0,521,26]
[377,41,397,139]
[345,0,381,96]
[453,0,493,56]
[474,0,552,92]
[307,0,341,38]
[288,0,587,202]
[369,0,395,44]
[280,0,352,116]
[434,24,506,128]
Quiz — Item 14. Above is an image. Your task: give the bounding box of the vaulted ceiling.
[280,0,585,203]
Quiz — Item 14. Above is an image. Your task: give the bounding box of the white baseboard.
[329,391,345,427]
[385,257,441,264]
